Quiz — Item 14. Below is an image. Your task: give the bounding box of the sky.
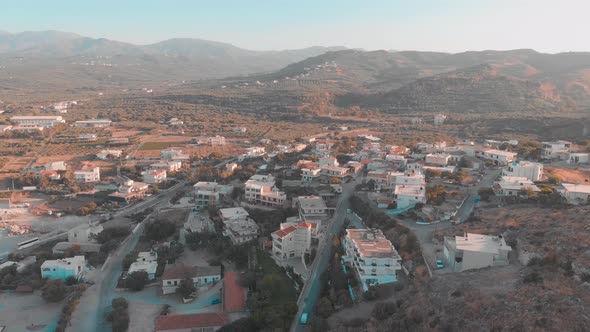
[1,0,589,53]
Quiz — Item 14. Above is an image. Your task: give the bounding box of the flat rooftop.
[346,229,400,259]
[297,195,327,210]
[452,233,512,254]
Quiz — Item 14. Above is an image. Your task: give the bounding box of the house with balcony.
[542,140,572,160]
[393,184,426,209]
[218,207,259,244]
[492,176,540,197]
[272,222,316,260]
[301,167,321,184]
[142,169,167,184]
[40,256,86,280]
[74,167,100,183]
[150,160,182,172]
[294,195,329,225]
[109,179,149,202]
[342,229,402,291]
[475,149,518,165]
[244,174,286,208]
[443,233,511,272]
[193,181,233,210]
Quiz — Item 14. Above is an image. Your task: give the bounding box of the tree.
[176,278,196,299]
[477,187,495,201]
[316,297,333,318]
[426,184,446,204]
[126,271,148,291]
[145,220,176,241]
[547,174,561,184]
[41,279,66,302]
[110,297,129,332]
[372,301,397,320]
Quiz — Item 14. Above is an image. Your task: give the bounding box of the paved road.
[67,182,188,332]
[290,180,356,332]
[456,168,501,223]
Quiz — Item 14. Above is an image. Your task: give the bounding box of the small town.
[0,109,589,332]
[2,2,590,332]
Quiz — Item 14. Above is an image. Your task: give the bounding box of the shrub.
[523,271,543,284]
[42,279,66,302]
[372,301,397,320]
[126,271,149,291]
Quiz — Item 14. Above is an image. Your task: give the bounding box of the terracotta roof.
[155,312,229,331]
[297,222,317,229]
[377,199,391,204]
[162,264,196,280]
[224,271,246,312]
[274,225,297,238]
[360,159,372,164]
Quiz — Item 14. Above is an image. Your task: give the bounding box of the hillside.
[335,64,575,114]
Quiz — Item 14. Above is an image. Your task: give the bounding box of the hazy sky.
[1,0,589,53]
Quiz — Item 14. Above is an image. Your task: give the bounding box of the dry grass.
[546,167,590,183]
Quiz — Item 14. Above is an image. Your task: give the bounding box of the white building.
[225,162,238,173]
[218,207,259,244]
[295,195,329,225]
[434,114,447,125]
[74,167,100,183]
[444,233,511,272]
[73,118,112,127]
[542,140,572,159]
[320,165,350,178]
[244,146,265,156]
[162,264,221,294]
[567,153,590,164]
[68,224,103,243]
[40,256,86,280]
[318,156,339,168]
[193,181,233,210]
[272,222,316,260]
[342,229,402,291]
[11,116,65,128]
[475,149,518,165]
[502,161,543,181]
[558,183,590,204]
[128,261,158,280]
[492,176,540,197]
[143,169,167,184]
[244,174,286,207]
[96,149,123,160]
[425,153,451,166]
[150,160,182,172]
[301,167,321,183]
[393,184,427,209]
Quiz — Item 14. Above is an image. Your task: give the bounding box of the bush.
[523,271,543,284]
[110,297,129,332]
[145,220,176,241]
[372,301,397,320]
[42,279,66,302]
[65,276,78,286]
[126,271,149,291]
[315,297,334,318]
[176,278,196,298]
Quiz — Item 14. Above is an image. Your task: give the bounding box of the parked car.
[211,298,221,305]
[436,260,444,269]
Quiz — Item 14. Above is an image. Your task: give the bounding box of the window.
[167,281,172,285]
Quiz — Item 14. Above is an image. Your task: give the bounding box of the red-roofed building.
[155,312,229,331]
[224,272,246,312]
[271,221,315,260]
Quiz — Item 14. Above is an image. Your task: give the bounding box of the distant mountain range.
[0,30,346,79]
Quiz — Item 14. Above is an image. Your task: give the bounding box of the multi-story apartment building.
[393,184,426,209]
[295,195,329,225]
[193,181,233,210]
[142,169,167,184]
[272,222,315,260]
[475,149,518,165]
[342,229,402,291]
[244,174,286,207]
[219,207,259,244]
[301,167,321,183]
